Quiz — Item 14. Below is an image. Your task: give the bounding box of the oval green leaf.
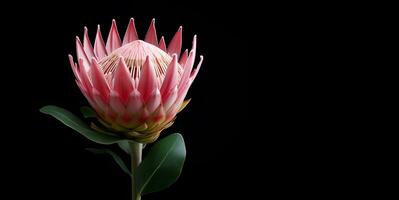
[135,133,186,195]
[40,105,125,145]
[118,141,131,154]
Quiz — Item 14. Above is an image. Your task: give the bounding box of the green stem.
[129,141,142,200]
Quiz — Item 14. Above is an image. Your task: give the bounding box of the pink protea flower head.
[68,18,203,143]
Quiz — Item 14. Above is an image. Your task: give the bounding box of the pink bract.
[68,18,203,143]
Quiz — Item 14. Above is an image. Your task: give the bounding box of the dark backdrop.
[1,1,349,199]
[2,1,255,200]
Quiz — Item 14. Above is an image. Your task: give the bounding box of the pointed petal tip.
[111,19,117,27]
[159,36,167,51]
[68,55,75,65]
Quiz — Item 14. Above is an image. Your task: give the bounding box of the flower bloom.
[68,18,203,143]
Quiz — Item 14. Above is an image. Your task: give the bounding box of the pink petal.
[179,49,188,66]
[151,106,165,123]
[83,27,95,59]
[113,57,134,104]
[178,50,195,90]
[126,89,144,115]
[139,108,150,123]
[75,79,87,95]
[89,58,110,103]
[106,20,122,54]
[76,36,90,69]
[94,25,108,59]
[92,88,107,110]
[190,55,204,82]
[159,36,167,51]
[174,81,190,112]
[109,91,125,114]
[146,89,161,113]
[122,18,139,45]
[77,58,93,98]
[174,57,200,113]
[163,86,178,111]
[105,73,113,85]
[68,55,80,81]
[167,26,182,57]
[160,54,179,99]
[105,106,117,121]
[144,19,158,46]
[76,79,98,112]
[138,56,158,102]
[178,36,197,89]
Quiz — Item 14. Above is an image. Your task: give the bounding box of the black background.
[2,1,260,200]
[1,2,385,199]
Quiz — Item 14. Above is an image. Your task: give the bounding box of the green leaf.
[86,148,131,177]
[80,106,96,118]
[135,133,186,195]
[118,141,131,154]
[40,105,125,145]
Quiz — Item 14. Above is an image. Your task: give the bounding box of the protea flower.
[68,18,203,143]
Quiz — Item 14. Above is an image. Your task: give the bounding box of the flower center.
[98,40,177,79]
